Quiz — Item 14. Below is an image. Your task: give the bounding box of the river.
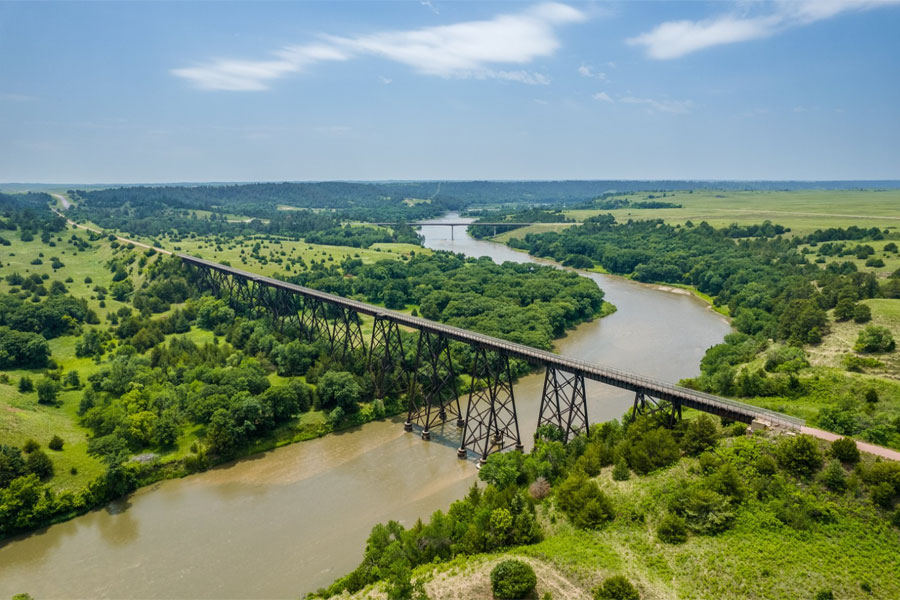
[0,215,730,598]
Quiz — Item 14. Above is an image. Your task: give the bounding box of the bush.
[820,460,847,492]
[18,375,34,393]
[830,437,860,464]
[26,449,53,478]
[681,415,719,456]
[490,559,537,599]
[776,435,823,477]
[675,487,735,534]
[594,575,639,600]
[854,325,895,353]
[36,377,60,405]
[528,476,551,500]
[23,438,40,453]
[556,474,615,529]
[872,482,896,509]
[815,591,835,600]
[624,425,680,475]
[853,304,872,323]
[656,513,688,544]
[48,435,64,451]
[612,456,630,481]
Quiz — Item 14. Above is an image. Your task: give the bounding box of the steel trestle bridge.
[182,254,803,462]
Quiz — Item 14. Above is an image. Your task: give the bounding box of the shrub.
[853,304,872,323]
[594,575,639,600]
[864,388,879,403]
[528,476,551,500]
[672,486,735,535]
[872,482,896,509]
[776,435,823,477]
[26,449,53,478]
[36,377,60,405]
[18,375,34,393]
[556,474,615,529]
[820,460,847,492]
[625,426,680,475]
[681,415,719,456]
[830,437,860,464]
[612,456,630,481]
[490,559,537,599]
[815,591,835,600]
[48,435,64,451]
[656,513,688,544]
[854,325,895,353]
[23,438,40,453]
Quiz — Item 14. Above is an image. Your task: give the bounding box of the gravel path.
[801,425,900,461]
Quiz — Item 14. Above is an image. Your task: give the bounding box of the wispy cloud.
[627,0,900,59]
[0,92,36,102]
[620,96,693,114]
[592,91,613,103]
[578,64,606,80]
[173,3,583,91]
[420,0,439,15]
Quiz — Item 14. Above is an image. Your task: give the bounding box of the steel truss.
[537,367,588,442]
[458,347,523,462]
[405,329,462,439]
[367,316,406,399]
[629,391,682,425]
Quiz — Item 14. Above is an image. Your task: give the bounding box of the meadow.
[493,189,900,243]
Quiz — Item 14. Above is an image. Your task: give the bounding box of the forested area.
[509,217,900,449]
[314,414,900,599]
[0,188,608,538]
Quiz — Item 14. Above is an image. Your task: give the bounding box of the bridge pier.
[537,366,588,443]
[367,316,406,399]
[629,391,682,426]
[458,347,522,462]
[406,329,462,436]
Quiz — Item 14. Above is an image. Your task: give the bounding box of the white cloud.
[620,96,693,114]
[592,91,613,102]
[172,44,350,91]
[578,64,606,79]
[421,0,439,15]
[379,76,393,85]
[173,3,583,90]
[0,92,36,102]
[627,0,900,59]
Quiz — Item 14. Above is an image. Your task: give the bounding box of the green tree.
[25,449,53,478]
[855,325,895,353]
[490,559,537,600]
[776,434,823,477]
[681,415,719,456]
[830,437,860,464]
[0,445,27,487]
[18,375,34,393]
[35,377,60,405]
[657,513,688,544]
[316,370,362,412]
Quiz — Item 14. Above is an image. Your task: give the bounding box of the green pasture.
[492,189,900,241]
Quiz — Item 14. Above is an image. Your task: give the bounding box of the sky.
[1,0,899,183]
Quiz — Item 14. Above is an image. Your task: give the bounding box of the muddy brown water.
[0,214,730,598]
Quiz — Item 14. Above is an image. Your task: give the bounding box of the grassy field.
[492,189,900,243]
[799,239,900,279]
[809,299,900,378]
[348,444,900,600]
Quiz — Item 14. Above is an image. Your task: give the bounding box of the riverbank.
[0,214,732,599]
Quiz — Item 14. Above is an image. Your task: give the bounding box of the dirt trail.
[51,206,172,255]
[801,426,900,461]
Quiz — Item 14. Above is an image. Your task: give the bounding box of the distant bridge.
[371,222,576,239]
[181,254,803,462]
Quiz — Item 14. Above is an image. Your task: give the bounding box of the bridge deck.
[181,254,803,430]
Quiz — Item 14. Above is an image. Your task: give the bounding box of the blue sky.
[1,1,898,183]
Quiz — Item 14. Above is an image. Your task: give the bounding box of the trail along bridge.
[182,254,803,463]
